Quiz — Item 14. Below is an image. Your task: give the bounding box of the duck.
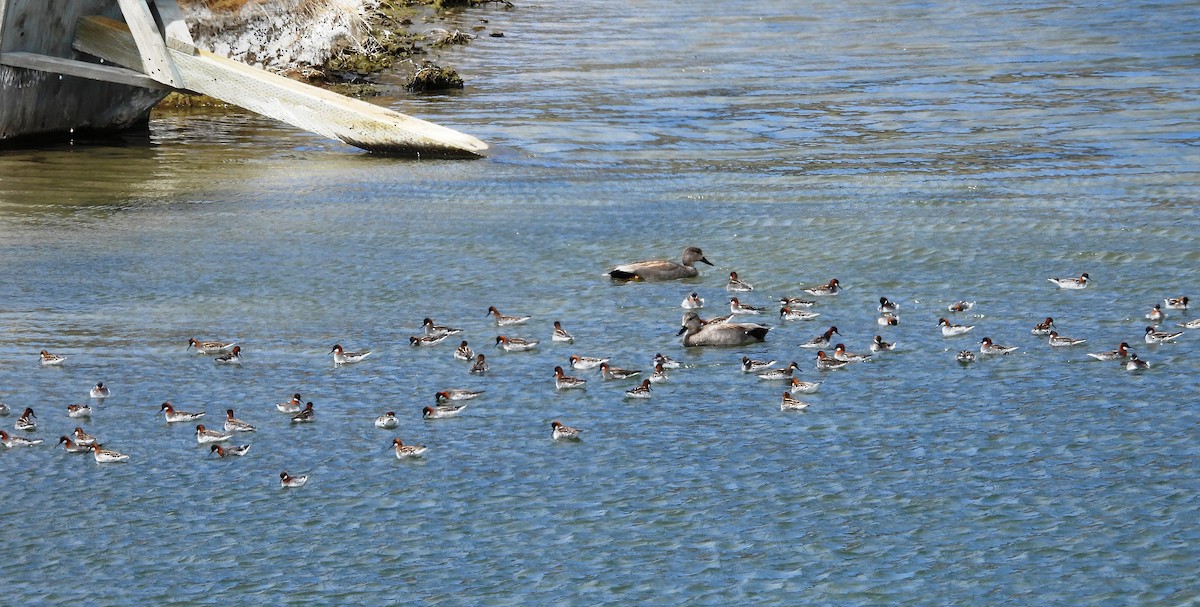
[280,471,308,488]
[1125,354,1151,371]
[224,409,256,433]
[410,334,449,347]
[877,313,899,326]
[1178,319,1200,329]
[726,271,754,292]
[1,430,42,448]
[1087,342,1132,361]
[210,444,251,457]
[195,424,232,444]
[947,300,975,313]
[653,353,682,369]
[58,436,91,453]
[1031,317,1055,336]
[788,377,822,394]
[436,390,484,401]
[569,355,609,370]
[66,404,92,419]
[422,317,462,337]
[160,402,205,423]
[681,292,705,309]
[1047,331,1087,347]
[870,335,896,352]
[39,350,66,366]
[600,362,642,380]
[469,354,489,374]
[678,311,769,347]
[1164,296,1189,311]
[330,344,369,365]
[956,350,976,364]
[624,379,653,399]
[91,443,129,463]
[815,351,848,371]
[391,438,427,459]
[423,404,466,419]
[291,402,316,423]
[780,306,820,321]
[276,394,303,413]
[832,344,872,363]
[1145,304,1167,322]
[1048,272,1089,289]
[554,366,588,390]
[649,363,670,383]
[552,321,575,343]
[779,297,816,308]
[89,382,111,399]
[980,337,1018,355]
[780,392,809,411]
[486,306,530,326]
[699,313,733,325]
[551,420,582,440]
[606,246,713,282]
[938,318,975,337]
[741,356,777,373]
[803,279,841,297]
[16,407,36,431]
[877,297,900,314]
[799,326,840,349]
[214,346,242,365]
[72,427,98,446]
[187,338,236,354]
[757,361,800,380]
[454,341,474,361]
[1144,326,1183,344]
[496,335,539,352]
[729,297,766,315]
[375,412,399,429]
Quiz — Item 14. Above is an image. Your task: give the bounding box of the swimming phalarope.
[1124,354,1151,371]
[211,444,251,457]
[956,350,976,363]
[1047,331,1087,347]
[496,335,539,352]
[757,361,800,380]
[654,353,682,369]
[1165,296,1189,311]
[422,317,463,338]
[410,334,449,347]
[726,271,754,292]
[276,394,303,413]
[454,341,474,361]
[58,435,91,453]
[870,335,896,352]
[423,404,466,419]
[649,363,669,383]
[224,409,256,433]
[600,362,641,380]
[788,377,822,394]
[832,344,872,363]
[779,297,816,308]
[39,350,66,366]
[980,337,1018,355]
[554,366,588,390]
[947,300,975,313]
[0,403,8,416]
[552,321,575,343]
[391,438,427,459]
[0,430,41,448]
[551,420,582,440]
[681,292,705,309]
[1145,304,1167,322]
[195,424,232,444]
[470,354,489,374]
[1087,342,1132,361]
[741,356,777,373]
[780,392,810,411]
[1031,317,1055,336]
[815,351,848,371]
[804,279,841,297]
[938,318,975,337]
[699,313,734,325]
[877,313,899,326]
[160,402,205,423]
[16,407,36,431]
[606,246,713,282]
[86,383,111,400]
[877,297,900,314]
[624,379,653,399]
[66,404,92,419]
[729,297,766,315]
[214,346,242,365]
[1048,272,1089,289]
[330,344,370,365]
[291,402,316,423]
[570,355,609,370]
[72,427,98,446]
[487,306,530,326]
[1179,319,1200,329]
[91,443,129,463]
[780,306,820,321]
[187,338,237,354]
[799,326,841,349]
[280,471,308,488]
[1144,326,1183,344]
[436,389,484,401]
[374,412,399,429]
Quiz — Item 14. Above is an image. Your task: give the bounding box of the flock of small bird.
[3,246,1193,487]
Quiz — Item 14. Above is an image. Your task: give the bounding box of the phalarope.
[1164,296,1189,311]
[224,409,256,433]
[741,356,777,373]
[187,338,236,354]
[454,341,474,361]
[729,297,766,315]
[606,246,713,282]
[214,346,242,364]
[799,326,840,349]
[815,351,848,371]
[1087,342,1132,361]
[1145,304,1167,322]
[486,306,530,326]
[726,271,754,292]
[654,353,682,369]
[552,321,575,343]
[211,444,251,457]
[877,313,899,326]
[391,438,427,459]
[957,350,977,364]
[291,402,316,423]
[422,317,463,337]
[600,362,641,380]
[91,443,129,463]
[1031,317,1055,336]
[375,412,399,429]
[89,382,111,399]
[681,292,705,309]
[72,427,97,446]
[624,379,653,399]
[948,300,975,313]
[410,334,449,347]
[1125,354,1151,371]
[496,335,539,352]
[649,363,669,383]
[551,420,582,440]
[1179,319,1200,329]
[1048,272,1089,289]
[788,377,822,394]
[195,424,232,444]
[870,335,895,352]
[280,471,308,488]
[160,402,204,423]
[554,366,588,390]
[1144,326,1183,344]
[833,344,872,363]
[58,435,91,453]
[569,355,609,370]
[67,404,92,419]
[939,318,975,337]
[877,297,900,314]
[780,392,810,411]
[470,354,489,374]
[1,430,41,448]
[780,306,820,321]
[1047,331,1087,347]
[804,279,841,297]
[423,404,466,419]
[276,394,303,413]
[330,344,370,365]
[980,337,1018,355]
[15,407,36,431]
[39,350,66,366]
[757,361,800,380]
[436,389,484,401]
[780,297,816,308]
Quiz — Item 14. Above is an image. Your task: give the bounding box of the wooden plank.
[0,0,9,50]
[149,0,196,54]
[75,16,488,157]
[116,0,183,87]
[0,51,168,89]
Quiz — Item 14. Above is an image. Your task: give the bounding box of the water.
[2,0,1199,603]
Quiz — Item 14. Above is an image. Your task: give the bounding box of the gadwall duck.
[677,311,768,347]
[607,246,713,282]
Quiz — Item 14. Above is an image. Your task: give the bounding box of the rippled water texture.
[1,0,1198,604]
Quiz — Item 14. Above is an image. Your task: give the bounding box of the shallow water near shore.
[1,0,1198,604]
